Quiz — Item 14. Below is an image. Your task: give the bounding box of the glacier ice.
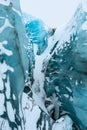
[22,1,87,129]
[52,115,73,130]
[0,0,87,130]
[0,0,29,129]
[25,19,54,55]
[44,2,87,130]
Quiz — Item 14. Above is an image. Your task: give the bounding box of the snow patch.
[0,61,14,73]
[0,40,13,92]
[32,35,57,113]
[33,92,48,114]
[13,94,16,100]
[0,41,13,56]
[0,0,10,6]
[66,87,72,93]
[64,94,69,98]
[18,126,21,130]
[52,115,73,130]
[5,76,11,99]
[22,93,41,130]
[6,101,15,122]
[0,94,5,115]
[0,18,14,33]
[0,118,11,130]
[0,76,4,91]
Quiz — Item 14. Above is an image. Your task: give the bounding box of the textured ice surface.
[22,93,73,130]
[0,0,29,129]
[0,0,87,130]
[25,19,48,55]
[44,2,87,130]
